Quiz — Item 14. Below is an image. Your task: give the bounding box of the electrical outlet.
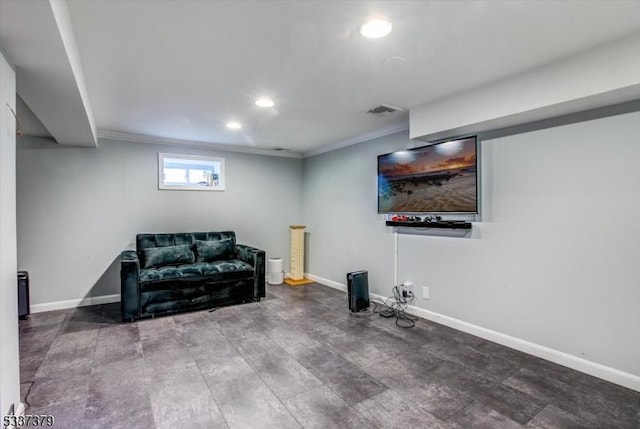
[422,286,429,300]
[404,281,414,296]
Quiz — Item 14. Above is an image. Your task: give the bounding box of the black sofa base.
[123,279,255,321]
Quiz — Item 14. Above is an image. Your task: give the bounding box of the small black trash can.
[18,271,30,320]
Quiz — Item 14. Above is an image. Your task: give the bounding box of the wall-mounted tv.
[378,136,478,214]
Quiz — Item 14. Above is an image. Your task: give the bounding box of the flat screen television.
[378,136,478,214]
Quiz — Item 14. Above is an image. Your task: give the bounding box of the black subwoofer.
[18,271,30,320]
[346,270,370,313]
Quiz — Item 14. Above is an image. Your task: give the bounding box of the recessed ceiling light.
[226,121,242,129]
[255,97,274,108]
[360,19,392,39]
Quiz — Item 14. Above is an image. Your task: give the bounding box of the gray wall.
[0,49,19,416]
[303,111,640,377]
[17,138,303,305]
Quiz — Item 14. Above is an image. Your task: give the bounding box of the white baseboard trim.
[305,273,346,292]
[31,294,121,313]
[308,273,640,392]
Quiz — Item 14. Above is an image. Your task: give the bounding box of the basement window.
[158,153,225,191]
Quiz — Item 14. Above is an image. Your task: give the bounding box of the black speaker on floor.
[346,270,370,313]
[18,271,30,320]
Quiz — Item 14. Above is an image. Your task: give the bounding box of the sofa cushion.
[139,259,253,286]
[195,239,235,262]
[142,244,195,268]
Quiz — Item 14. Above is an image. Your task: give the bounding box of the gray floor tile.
[503,368,571,402]
[171,308,212,325]
[364,330,421,358]
[177,317,225,348]
[198,354,256,386]
[27,373,90,410]
[85,404,156,429]
[211,373,301,429]
[284,385,371,429]
[188,333,241,362]
[422,341,520,380]
[142,336,195,370]
[260,297,310,321]
[355,388,450,429]
[262,324,321,357]
[400,383,473,420]
[19,354,47,381]
[149,379,225,429]
[572,372,640,410]
[395,347,446,374]
[33,333,93,382]
[525,404,600,429]
[323,331,390,369]
[33,401,86,429]
[296,346,389,404]
[550,382,639,429]
[244,348,322,400]
[46,329,99,356]
[364,358,434,390]
[19,309,67,329]
[430,361,498,395]
[446,401,523,429]
[519,355,582,385]
[146,360,206,388]
[224,330,283,358]
[94,323,143,365]
[474,382,546,424]
[86,358,150,421]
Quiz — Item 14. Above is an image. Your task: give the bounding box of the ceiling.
[3,1,640,155]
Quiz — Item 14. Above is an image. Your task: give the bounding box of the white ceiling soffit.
[410,33,640,142]
[0,0,96,147]
[64,0,640,154]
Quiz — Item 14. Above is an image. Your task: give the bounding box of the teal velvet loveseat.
[120,231,265,321]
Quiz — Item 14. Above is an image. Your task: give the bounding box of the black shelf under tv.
[385,220,472,230]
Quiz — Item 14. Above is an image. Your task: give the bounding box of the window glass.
[158,154,225,191]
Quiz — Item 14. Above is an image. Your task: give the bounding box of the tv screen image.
[378,136,478,213]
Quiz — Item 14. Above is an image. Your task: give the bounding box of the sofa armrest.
[236,244,265,299]
[121,250,140,321]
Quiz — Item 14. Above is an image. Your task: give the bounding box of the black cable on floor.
[20,380,35,411]
[370,286,418,328]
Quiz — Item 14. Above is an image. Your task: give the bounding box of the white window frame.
[158,153,226,191]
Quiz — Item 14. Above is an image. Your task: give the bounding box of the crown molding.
[96,129,304,159]
[303,121,409,158]
[97,123,411,160]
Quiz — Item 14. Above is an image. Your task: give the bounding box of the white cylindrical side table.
[267,257,284,285]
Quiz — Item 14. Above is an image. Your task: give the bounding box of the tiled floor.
[19,283,640,428]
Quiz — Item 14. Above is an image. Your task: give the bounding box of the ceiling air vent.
[272,147,290,152]
[366,104,404,116]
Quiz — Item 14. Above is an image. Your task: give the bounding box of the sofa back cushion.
[136,232,236,267]
[142,244,195,268]
[195,239,234,262]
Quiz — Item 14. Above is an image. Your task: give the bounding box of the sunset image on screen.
[378,137,477,213]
